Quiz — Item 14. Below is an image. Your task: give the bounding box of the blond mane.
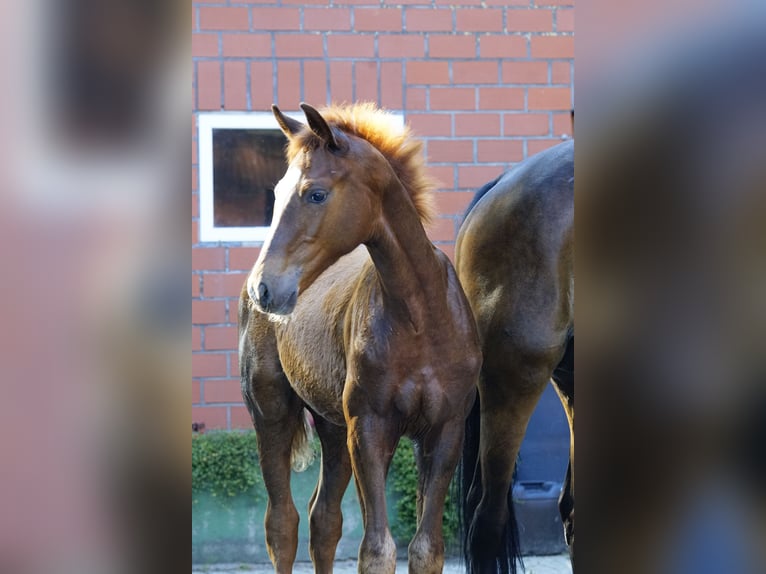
[286,103,436,224]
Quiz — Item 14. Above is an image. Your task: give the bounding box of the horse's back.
[456,140,574,353]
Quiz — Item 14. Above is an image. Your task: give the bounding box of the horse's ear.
[300,102,339,150]
[272,105,304,138]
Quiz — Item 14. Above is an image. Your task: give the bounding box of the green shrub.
[389,438,459,547]
[192,431,262,505]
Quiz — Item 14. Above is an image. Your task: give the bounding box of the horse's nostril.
[257,282,270,305]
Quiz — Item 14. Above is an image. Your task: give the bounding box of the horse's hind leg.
[308,416,352,574]
[241,319,304,574]
[468,347,558,573]
[409,417,465,574]
[551,336,574,562]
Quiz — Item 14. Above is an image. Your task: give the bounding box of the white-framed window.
[197,111,302,243]
[197,111,405,243]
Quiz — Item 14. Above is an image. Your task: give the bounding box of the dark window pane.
[212,129,288,228]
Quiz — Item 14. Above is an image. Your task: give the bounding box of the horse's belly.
[282,360,346,426]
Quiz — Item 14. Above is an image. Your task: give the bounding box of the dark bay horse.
[239,103,481,574]
[456,140,574,573]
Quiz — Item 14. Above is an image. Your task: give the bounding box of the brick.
[407,61,450,85]
[230,353,241,378]
[192,137,198,164]
[531,36,574,59]
[192,247,225,271]
[192,406,228,429]
[381,63,403,109]
[197,61,221,110]
[192,380,201,404]
[406,113,452,137]
[277,61,301,109]
[477,139,524,163]
[453,61,499,84]
[304,61,328,107]
[275,34,323,58]
[553,111,573,137]
[250,62,274,111]
[355,61,378,102]
[426,217,456,242]
[504,113,550,136]
[502,61,549,84]
[405,87,427,110]
[479,35,528,58]
[251,8,300,31]
[485,0,527,4]
[192,353,228,378]
[192,172,199,198]
[330,61,353,104]
[528,138,564,155]
[456,8,503,32]
[193,300,227,324]
[458,165,506,189]
[556,8,574,32]
[455,113,501,136]
[224,61,247,110]
[192,275,201,298]
[222,34,270,57]
[199,7,249,31]
[431,87,476,111]
[478,87,524,110]
[203,273,249,298]
[230,406,253,430]
[192,221,199,244]
[551,61,571,84]
[204,379,242,403]
[428,140,474,163]
[406,9,453,32]
[426,165,455,190]
[327,35,374,58]
[433,191,474,216]
[538,0,573,5]
[436,0,482,4]
[304,8,351,31]
[507,9,553,32]
[193,34,219,57]
[228,247,261,271]
[379,35,425,59]
[429,35,476,59]
[192,327,202,352]
[355,8,402,32]
[205,326,238,351]
[528,87,571,110]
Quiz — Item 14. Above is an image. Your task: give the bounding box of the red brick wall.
[192,0,574,429]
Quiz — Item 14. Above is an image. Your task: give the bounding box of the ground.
[192,555,573,574]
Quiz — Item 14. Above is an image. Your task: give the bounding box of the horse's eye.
[307,190,328,204]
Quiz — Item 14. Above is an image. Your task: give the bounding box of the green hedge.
[192,431,262,505]
[192,431,458,546]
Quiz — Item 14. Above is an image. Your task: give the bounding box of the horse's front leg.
[346,406,399,574]
[409,417,465,574]
[308,416,352,574]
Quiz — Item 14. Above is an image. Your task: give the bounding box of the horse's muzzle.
[249,278,298,316]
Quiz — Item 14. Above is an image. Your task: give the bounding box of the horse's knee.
[408,532,444,574]
[359,530,396,574]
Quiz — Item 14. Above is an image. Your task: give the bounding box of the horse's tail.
[461,394,523,574]
[290,408,315,472]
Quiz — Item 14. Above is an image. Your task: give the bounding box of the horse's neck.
[365,182,446,331]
